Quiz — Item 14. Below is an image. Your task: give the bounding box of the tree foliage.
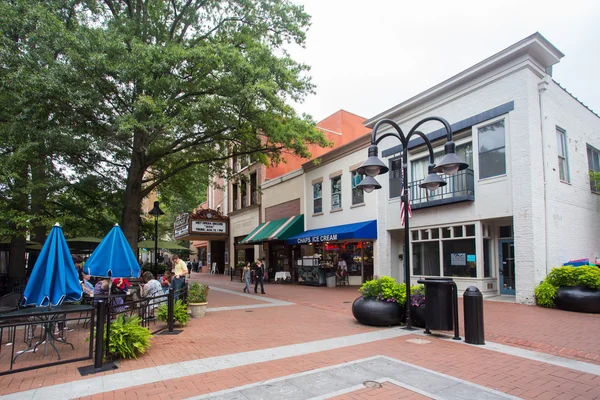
[0,0,326,255]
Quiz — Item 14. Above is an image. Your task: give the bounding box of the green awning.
[241,215,304,244]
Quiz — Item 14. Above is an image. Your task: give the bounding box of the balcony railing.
[233,200,239,211]
[241,195,247,208]
[251,191,258,205]
[410,169,474,210]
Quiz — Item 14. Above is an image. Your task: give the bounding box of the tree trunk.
[29,155,49,276]
[121,148,146,253]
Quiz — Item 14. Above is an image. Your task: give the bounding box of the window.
[232,184,238,211]
[556,128,569,183]
[483,239,491,278]
[241,178,247,207]
[478,119,506,179]
[413,242,440,276]
[443,239,477,278]
[351,171,364,205]
[587,145,600,193]
[250,173,257,205]
[331,175,342,210]
[313,182,323,214]
[389,158,402,198]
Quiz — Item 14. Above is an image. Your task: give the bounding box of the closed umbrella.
[22,223,82,307]
[85,224,141,279]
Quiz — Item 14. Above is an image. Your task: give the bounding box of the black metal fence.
[0,283,189,376]
[410,168,475,209]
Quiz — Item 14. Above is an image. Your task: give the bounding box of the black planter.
[410,304,426,328]
[352,296,404,326]
[555,286,600,313]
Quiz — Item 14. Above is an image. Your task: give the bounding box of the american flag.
[400,160,412,226]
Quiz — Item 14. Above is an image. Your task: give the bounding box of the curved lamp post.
[148,201,165,278]
[357,117,468,329]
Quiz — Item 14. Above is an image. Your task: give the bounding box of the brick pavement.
[2,272,600,399]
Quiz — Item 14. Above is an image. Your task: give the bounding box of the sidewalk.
[0,273,598,399]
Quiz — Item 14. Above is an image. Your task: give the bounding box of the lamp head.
[433,142,469,175]
[357,145,389,177]
[357,175,382,193]
[148,201,165,217]
[419,164,447,192]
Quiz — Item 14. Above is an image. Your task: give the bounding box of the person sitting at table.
[80,271,95,296]
[139,271,163,310]
[160,271,172,294]
[113,278,131,292]
[94,278,126,312]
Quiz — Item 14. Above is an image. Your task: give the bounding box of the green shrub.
[107,315,152,359]
[534,265,600,308]
[534,281,557,308]
[157,299,190,326]
[359,276,406,304]
[188,282,209,303]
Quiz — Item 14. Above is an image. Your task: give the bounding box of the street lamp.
[148,201,164,278]
[357,117,468,329]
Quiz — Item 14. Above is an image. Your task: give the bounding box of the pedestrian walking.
[253,259,265,294]
[243,261,251,293]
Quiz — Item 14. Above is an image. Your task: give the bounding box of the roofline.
[365,32,564,127]
[302,133,372,172]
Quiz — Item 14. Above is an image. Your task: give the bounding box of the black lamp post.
[148,201,164,278]
[357,117,468,329]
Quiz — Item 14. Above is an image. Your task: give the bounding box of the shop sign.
[192,220,227,234]
[174,213,190,239]
[450,253,466,266]
[295,234,338,244]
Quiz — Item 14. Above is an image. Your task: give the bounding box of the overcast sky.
[287,0,600,123]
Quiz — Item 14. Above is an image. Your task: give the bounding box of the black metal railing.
[0,305,95,375]
[410,169,475,210]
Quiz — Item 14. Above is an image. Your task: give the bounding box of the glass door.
[498,239,515,295]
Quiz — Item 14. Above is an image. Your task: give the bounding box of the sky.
[287,0,600,122]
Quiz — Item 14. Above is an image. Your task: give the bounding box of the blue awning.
[286,220,377,245]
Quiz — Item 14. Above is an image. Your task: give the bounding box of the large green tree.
[1,0,327,255]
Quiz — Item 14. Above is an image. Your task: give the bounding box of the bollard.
[463,286,485,345]
[167,287,175,333]
[94,300,105,369]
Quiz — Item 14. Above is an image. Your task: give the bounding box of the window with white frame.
[351,170,364,205]
[412,224,480,278]
[331,175,342,210]
[478,119,506,179]
[313,182,323,213]
[556,127,569,183]
[587,144,600,193]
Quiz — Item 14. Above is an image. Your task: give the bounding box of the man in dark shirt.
[253,259,265,294]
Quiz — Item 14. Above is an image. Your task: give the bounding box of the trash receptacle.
[326,273,336,288]
[417,278,460,340]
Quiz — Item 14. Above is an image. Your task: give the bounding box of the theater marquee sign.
[174,209,229,241]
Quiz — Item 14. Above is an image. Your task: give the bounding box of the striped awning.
[240,215,304,244]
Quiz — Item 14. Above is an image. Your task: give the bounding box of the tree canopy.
[0,0,327,256]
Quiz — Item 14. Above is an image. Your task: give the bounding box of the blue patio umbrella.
[23,223,83,307]
[84,224,141,279]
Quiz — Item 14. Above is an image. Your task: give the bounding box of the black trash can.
[417,278,460,340]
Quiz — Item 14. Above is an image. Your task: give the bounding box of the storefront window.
[484,239,491,277]
[363,241,374,281]
[339,242,362,276]
[412,242,440,276]
[443,239,477,277]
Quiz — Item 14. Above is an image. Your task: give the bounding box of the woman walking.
[243,261,251,293]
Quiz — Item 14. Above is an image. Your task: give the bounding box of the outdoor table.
[274,271,291,282]
[3,304,93,362]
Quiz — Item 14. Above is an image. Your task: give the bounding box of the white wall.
[303,149,377,230]
[261,170,304,218]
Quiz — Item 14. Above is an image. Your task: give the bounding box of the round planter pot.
[352,296,404,326]
[189,302,208,318]
[410,304,426,328]
[555,286,600,313]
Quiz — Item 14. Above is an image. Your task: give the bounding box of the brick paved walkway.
[1,272,599,400]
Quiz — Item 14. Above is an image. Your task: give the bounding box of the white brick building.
[365,33,600,303]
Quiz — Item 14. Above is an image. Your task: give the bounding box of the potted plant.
[534,265,600,313]
[409,284,426,328]
[157,299,191,326]
[352,276,406,326]
[188,282,210,318]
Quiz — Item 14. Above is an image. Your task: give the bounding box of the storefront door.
[498,239,515,295]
